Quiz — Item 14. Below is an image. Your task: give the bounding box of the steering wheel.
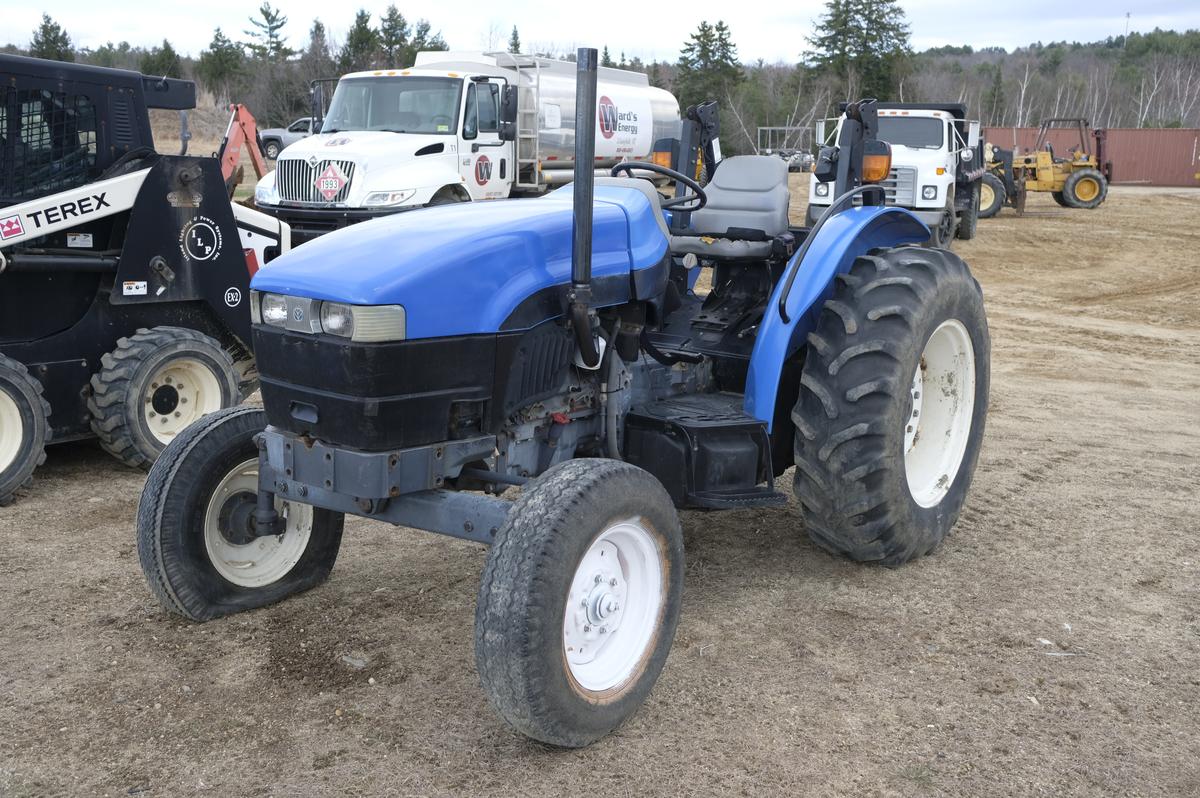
[610,161,707,211]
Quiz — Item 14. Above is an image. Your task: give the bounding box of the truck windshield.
[323,77,462,135]
[875,117,945,150]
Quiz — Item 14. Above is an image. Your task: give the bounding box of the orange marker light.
[862,140,892,183]
[936,167,946,175]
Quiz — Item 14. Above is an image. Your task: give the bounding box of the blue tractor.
[137,50,989,747]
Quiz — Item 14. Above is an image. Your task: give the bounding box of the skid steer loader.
[0,54,290,505]
[138,49,991,747]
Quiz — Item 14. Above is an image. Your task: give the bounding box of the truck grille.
[881,166,916,206]
[276,158,356,204]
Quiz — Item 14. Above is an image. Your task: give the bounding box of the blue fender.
[744,206,929,429]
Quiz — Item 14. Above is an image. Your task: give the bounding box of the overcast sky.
[10,1,1200,64]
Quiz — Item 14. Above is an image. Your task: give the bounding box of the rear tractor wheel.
[137,406,345,621]
[0,354,51,506]
[1062,168,1108,209]
[978,173,1005,219]
[89,326,242,469]
[791,245,990,565]
[475,459,684,747]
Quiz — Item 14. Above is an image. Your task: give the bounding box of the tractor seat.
[670,155,790,260]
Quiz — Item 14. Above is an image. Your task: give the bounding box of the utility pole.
[1123,12,1130,48]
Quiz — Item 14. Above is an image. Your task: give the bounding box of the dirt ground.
[2,179,1198,797]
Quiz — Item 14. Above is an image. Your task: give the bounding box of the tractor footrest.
[623,393,777,510]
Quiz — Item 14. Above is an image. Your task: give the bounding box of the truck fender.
[744,206,929,430]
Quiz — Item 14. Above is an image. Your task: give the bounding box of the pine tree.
[676,21,742,107]
[601,46,615,68]
[29,14,73,62]
[90,41,135,70]
[401,20,447,67]
[140,39,182,78]
[508,26,521,54]
[807,0,910,100]
[340,10,380,72]
[299,20,336,81]
[197,28,244,105]
[379,6,409,67]
[245,2,294,61]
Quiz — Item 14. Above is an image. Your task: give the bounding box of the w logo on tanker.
[598,96,618,139]
[475,155,492,186]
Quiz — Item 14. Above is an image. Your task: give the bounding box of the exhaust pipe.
[570,47,601,368]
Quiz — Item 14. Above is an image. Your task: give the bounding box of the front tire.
[978,173,1005,219]
[956,183,979,240]
[263,140,281,160]
[137,406,344,621]
[792,246,990,565]
[89,326,242,469]
[0,354,51,506]
[1062,168,1107,209]
[475,459,684,747]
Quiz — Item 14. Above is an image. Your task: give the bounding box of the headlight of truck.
[362,189,417,207]
[255,172,279,206]
[922,185,938,200]
[261,293,289,327]
[320,302,406,342]
[814,182,830,197]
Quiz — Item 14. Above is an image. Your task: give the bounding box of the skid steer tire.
[978,174,1005,219]
[0,355,51,507]
[89,327,241,470]
[791,246,990,565]
[1062,168,1107,209]
[137,406,344,621]
[475,459,684,748]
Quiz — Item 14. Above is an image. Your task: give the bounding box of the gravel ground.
[1,180,1197,797]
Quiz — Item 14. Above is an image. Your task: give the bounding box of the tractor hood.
[251,185,669,339]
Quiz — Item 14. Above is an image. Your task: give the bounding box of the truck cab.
[806,103,984,246]
[253,52,678,244]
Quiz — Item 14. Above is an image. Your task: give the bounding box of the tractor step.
[623,393,781,509]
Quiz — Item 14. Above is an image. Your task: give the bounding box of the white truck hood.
[259,131,463,208]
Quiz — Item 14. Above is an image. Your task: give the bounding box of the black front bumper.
[255,203,412,244]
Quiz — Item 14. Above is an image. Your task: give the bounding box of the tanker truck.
[253,51,681,243]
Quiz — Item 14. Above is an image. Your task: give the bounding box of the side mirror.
[499,85,518,142]
[967,120,981,148]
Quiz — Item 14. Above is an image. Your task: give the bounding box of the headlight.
[922,185,938,200]
[362,189,417,207]
[814,182,829,197]
[321,303,406,342]
[255,172,279,206]
[961,148,975,163]
[261,293,289,327]
[320,302,355,337]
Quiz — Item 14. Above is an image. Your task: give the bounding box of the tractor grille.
[276,158,356,205]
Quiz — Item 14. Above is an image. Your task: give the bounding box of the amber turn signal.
[651,150,674,170]
[861,140,892,183]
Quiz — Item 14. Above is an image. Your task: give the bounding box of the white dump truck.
[805,103,985,247]
[253,51,680,243]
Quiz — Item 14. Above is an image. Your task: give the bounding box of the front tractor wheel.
[792,246,990,565]
[1062,168,1108,209]
[89,327,242,469]
[0,354,51,506]
[137,406,344,621]
[475,459,684,748]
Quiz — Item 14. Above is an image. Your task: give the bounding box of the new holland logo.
[475,155,492,186]
[598,96,618,139]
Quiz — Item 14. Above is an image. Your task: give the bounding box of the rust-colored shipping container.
[983,127,1200,187]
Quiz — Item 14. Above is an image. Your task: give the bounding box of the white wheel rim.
[144,358,224,444]
[904,319,976,508]
[0,387,24,473]
[563,517,664,693]
[203,458,313,588]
